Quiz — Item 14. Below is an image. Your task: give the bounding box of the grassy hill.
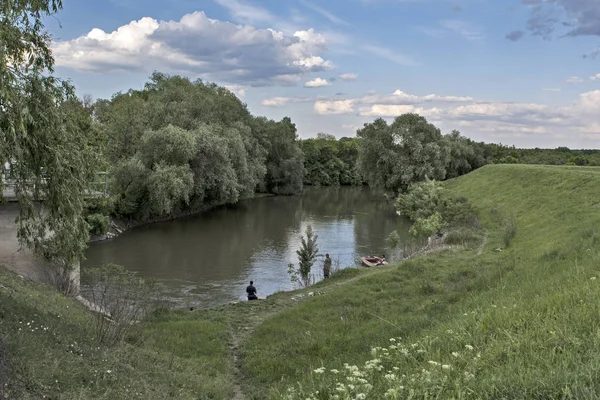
[2,164,600,399]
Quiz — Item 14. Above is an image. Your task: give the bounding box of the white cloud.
[361,45,419,66]
[311,87,600,144]
[298,0,349,26]
[440,20,484,41]
[360,89,473,105]
[213,0,274,26]
[590,73,600,81]
[52,12,333,87]
[339,73,359,81]
[542,87,561,92]
[359,104,422,117]
[225,85,249,97]
[566,76,584,84]
[314,99,356,114]
[261,96,311,107]
[305,77,331,87]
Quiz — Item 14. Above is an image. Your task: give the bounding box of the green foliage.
[85,213,110,236]
[0,0,101,272]
[300,136,362,186]
[385,230,402,248]
[138,125,196,168]
[146,163,194,215]
[409,212,446,238]
[96,73,304,221]
[290,225,320,287]
[396,179,444,220]
[396,179,477,233]
[254,116,304,195]
[357,114,450,195]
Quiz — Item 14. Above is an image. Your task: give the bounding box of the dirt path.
[224,236,468,399]
[224,262,410,399]
[477,230,488,256]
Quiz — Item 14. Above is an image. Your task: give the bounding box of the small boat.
[361,256,384,268]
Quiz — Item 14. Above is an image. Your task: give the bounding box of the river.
[82,186,410,308]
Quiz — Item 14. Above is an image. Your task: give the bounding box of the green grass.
[239,164,600,398]
[0,271,234,399]
[4,164,600,399]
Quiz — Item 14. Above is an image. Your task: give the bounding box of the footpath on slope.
[223,235,476,399]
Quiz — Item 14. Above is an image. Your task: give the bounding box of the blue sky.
[46,0,600,148]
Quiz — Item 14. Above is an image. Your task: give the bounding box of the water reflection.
[83,186,411,308]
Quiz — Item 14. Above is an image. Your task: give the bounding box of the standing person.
[246,280,258,301]
[323,253,332,278]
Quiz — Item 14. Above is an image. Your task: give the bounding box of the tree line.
[3,0,599,281]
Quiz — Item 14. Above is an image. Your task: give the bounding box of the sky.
[44,0,600,148]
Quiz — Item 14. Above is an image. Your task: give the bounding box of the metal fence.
[1,170,109,199]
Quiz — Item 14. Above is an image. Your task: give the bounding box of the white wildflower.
[428,361,440,366]
[313,367,325,374]
[442,364,451,370]
[465,344,474,351]
[330,369,339,374]
[452,352,459,357]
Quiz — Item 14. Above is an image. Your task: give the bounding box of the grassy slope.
[3,164,600,399]
[241,164,600,398]
[0,270,234,399]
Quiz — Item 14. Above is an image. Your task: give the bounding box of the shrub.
[409,212,446,238]
[395,179,444,221]
[85,213,110,236]
[502,216,518,248]
[288,225,319,287]
[82,264,164,346]
[396,180,477,229]
[444,227,483,246]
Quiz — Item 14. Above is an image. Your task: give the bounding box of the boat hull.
[361,256,382,268]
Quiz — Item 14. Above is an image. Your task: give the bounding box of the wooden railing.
[1,171,109,201]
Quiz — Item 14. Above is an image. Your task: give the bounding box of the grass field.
[3,164,600,399]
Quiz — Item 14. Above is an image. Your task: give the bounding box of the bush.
[396,180,478,231]
[82,264,164,346]
[396,179,444,221]
[409,212,446,238]
[502,216,518,248]
[85,213,110,236]
[444,227,483,246]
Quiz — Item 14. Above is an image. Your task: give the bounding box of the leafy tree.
[0,0,100,273]
[138,125,196,168]
[288,225,319,287]
[253,116,304,195]
[357,114,449,195]
[146,162,194,215]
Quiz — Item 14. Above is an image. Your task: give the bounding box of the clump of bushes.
[82,264,165,346]
[85,213,110,236]
[395,179,478,239]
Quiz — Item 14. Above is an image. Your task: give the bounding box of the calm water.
[83,186,411,308]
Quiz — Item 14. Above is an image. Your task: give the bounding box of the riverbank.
[3,164,600,398]
[87,192,277,243]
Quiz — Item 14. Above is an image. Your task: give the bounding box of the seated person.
[246,280,258,300]
[377,255,388,265]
